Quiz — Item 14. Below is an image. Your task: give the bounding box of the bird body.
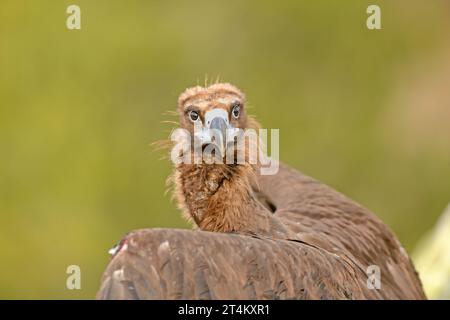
[97,228,383,299]
[97,83,426,300]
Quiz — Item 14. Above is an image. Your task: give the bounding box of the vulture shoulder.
[255,162,426,299]
[97,228,382,300]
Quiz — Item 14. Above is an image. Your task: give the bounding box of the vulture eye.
[189,110,199,122]
[232,104,241,119]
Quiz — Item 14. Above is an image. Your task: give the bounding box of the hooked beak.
[194,109,238,157]
[209,116,228,147]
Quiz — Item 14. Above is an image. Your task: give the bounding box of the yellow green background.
[1,0,449,299]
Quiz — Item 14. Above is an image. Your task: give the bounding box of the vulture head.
[169,83,286,237]
[175,83,258,164]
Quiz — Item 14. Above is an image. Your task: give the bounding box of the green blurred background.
[1,0,449,299]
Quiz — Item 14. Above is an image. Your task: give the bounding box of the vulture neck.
[175,163,287,238]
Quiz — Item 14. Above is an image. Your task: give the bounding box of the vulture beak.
[194,108,239,157]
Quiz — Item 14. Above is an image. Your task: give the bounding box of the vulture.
[97,83,426,300]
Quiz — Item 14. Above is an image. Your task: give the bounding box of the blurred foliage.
[414,204,450,299]
[0,0,449,299]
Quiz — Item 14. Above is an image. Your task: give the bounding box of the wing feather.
[97,228,381,300]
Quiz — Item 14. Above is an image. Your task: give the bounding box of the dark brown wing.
[255,162,426,299]
[97,228,382,300]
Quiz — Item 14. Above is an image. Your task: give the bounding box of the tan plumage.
[97,83,426,300]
